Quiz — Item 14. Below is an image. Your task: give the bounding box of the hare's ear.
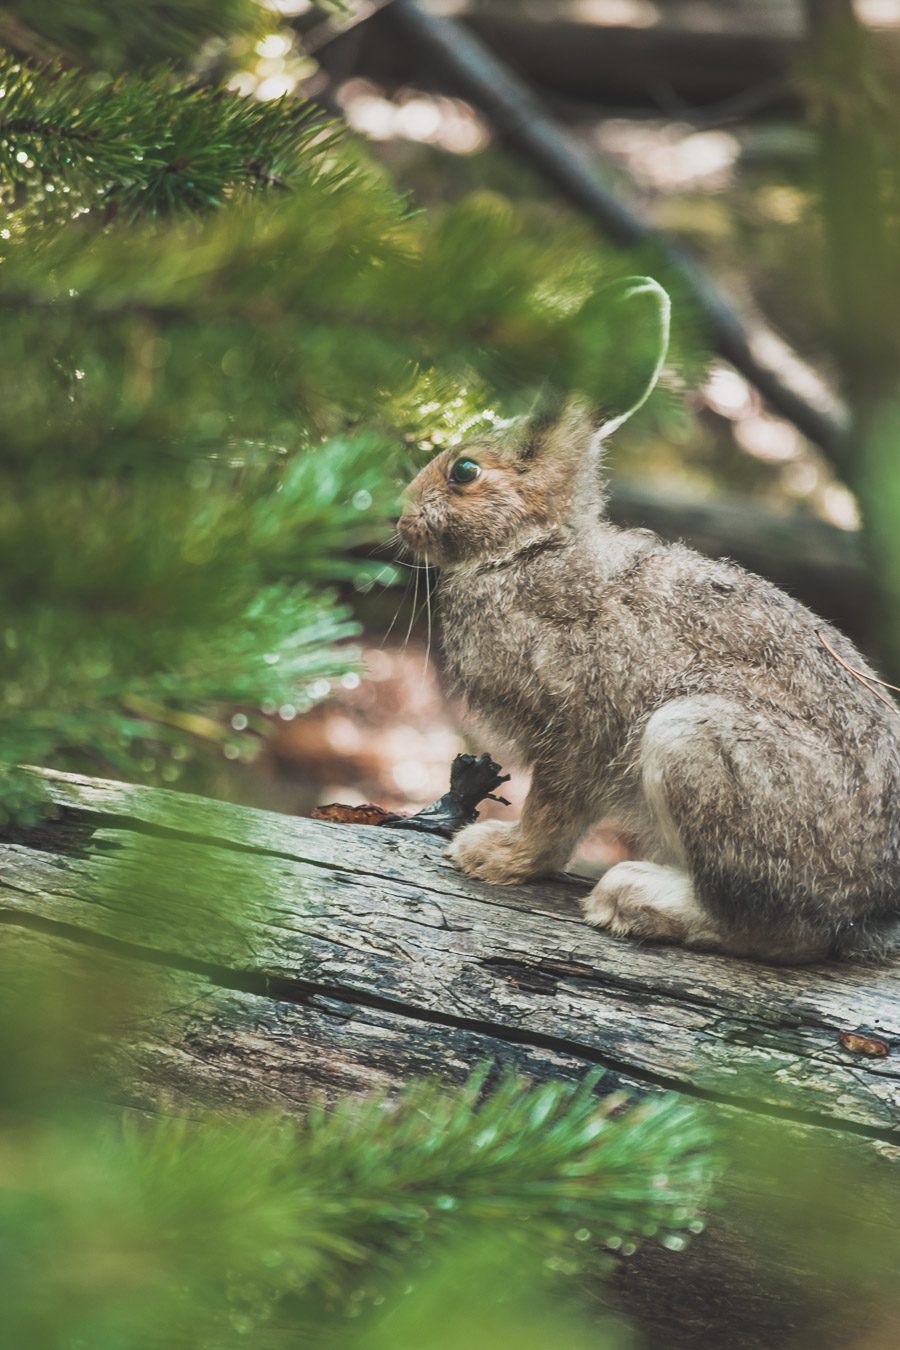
[585,276,671,438]
[517,277,670,462]
[518,390,592,463]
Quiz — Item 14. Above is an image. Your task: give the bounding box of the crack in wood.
[482,956,900,1068]
[1,906,897,1145]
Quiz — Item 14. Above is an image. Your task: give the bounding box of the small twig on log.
[386,751,511,836]
[312,752,511,838]
[382,0,850,469]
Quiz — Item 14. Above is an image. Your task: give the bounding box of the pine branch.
[0,52,341,219]
[0,0,265,69]
[297,1067,713,1268]
[0,1066,713,1345]
[0,185,694,463]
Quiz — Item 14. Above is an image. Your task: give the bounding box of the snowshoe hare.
[398,279,900,963]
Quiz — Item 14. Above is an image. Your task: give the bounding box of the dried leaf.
[311,803,405,827]
[838,1030,890,1057]
[313,752,512,838]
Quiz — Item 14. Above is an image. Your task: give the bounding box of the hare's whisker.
[422,552,433,681]
[364,531,400,561]
[402,560,421,653]
[380,569,413,648]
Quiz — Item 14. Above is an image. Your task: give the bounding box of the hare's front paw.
[445,820,537,885]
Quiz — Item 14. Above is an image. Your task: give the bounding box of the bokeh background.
[211,1,896,874]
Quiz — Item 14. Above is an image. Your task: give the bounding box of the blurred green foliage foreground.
[0,3,710,1346]
[0,0,688,824]
[0,1033,711,1349]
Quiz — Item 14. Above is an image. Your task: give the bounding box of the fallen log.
[1,768,898,1348]
[312,1,900,117]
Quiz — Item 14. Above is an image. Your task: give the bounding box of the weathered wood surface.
[2,768,897,1142]
[2,768,899,1349]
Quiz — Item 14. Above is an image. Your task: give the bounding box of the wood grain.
[3,768,899,1349]
[0,768,895,1141]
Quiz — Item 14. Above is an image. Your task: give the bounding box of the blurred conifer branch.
[0,0,266,69]
[0,1064,712,1346]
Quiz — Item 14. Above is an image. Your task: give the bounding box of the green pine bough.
[0,1067,713,1347]
[0,0,265,70]
[0,49,343,219]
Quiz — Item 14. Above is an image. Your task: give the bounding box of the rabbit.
[396,278,900,964]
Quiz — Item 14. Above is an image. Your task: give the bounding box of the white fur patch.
[639,701,713,866]
[583,861,718,945]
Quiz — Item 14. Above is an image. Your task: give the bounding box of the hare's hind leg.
[582,699,729,947]
[584,697,832,962]
[583,860,721,946]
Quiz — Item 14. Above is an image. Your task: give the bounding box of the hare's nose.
[397,513,424,547]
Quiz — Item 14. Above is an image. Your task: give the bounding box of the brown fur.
[398,403,900,964]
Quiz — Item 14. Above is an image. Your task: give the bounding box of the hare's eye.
[449,457,481,485]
